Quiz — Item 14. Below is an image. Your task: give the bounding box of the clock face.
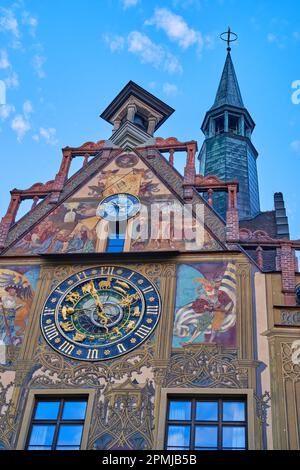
[96,193,140,221]
[41,266,161,361]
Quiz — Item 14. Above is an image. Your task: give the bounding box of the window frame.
[155,388,255,450]
[25,396,88,450]
[165,396,247,450]
[17,389,95,450]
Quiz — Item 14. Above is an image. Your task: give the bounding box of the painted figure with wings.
[0,269,33,346]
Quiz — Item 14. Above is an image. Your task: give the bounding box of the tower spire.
[212,28,243,110]
[199,29,260,220]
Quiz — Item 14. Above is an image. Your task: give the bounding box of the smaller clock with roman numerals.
[40,266,161,361]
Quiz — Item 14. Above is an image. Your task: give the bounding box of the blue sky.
[0,0,300,238]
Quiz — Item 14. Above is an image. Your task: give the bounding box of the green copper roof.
[211,52,244,110]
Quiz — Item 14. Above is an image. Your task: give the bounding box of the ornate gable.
[3,146,227,256]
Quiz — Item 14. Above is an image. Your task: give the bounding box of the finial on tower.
[220,27,237,52]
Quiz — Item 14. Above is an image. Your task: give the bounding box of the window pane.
[222,426,246,449]
[107,236,125,253]
[223,402,245,422]
[28,425,55,446]
[62,401,87,420]
[169,401,191,421]
[34,401,60,420]
[167,425,190,449]
[195,426,218,449]
[28,446,52,451]
[196,402,218,421]
[56,446,80,451]
[57,425,83,446]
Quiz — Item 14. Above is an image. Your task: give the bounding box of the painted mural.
[173,262,237,348]
[0,265,40,362]
[6,152,217,255]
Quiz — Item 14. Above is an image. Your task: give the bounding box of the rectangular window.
[165,397,247,450]
[106,221,126,253]
[26,397,88,450]
[106,233,126,252]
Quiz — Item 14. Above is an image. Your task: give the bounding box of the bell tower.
[100,80,174,150]
[199,29,260,220]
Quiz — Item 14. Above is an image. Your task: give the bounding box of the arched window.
[214,115,224,134]
[133,113,147,132]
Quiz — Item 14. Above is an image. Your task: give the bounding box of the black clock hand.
[112,202,120,214]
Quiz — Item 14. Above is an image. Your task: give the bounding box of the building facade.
[0,49,299,451]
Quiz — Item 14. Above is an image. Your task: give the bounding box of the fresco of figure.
[0,267,40,352]
[173,262,237,348]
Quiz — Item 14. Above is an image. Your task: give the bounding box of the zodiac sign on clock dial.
[40,266,161,361]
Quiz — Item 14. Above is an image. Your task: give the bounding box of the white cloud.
[0,7,20,38]
[204,34,215,50]
[11,114,31,141]
[164,53,182,74]
[22,11,38,36]
[128,31,164,65]
[104,34,125,52]
[0,50,10,69]
[267,32,288,49]
[267,33,277,43]
[127,31,182,74]
[122,0,139,9]
[23,100,33,116]
[291,140,300,152]
[32,54,46,78]
[0,104,15,121]
[145,8,203,50]
[163,82,178,96]
[4,72,19,89]
[34,127,58,146]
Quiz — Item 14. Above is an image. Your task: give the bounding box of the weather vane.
[220,27,238,52]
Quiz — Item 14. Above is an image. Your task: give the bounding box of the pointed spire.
[211,51,244,110]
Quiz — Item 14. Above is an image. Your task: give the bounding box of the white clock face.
[96,193,141,221]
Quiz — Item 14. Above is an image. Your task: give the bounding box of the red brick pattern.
[280,243,296,305]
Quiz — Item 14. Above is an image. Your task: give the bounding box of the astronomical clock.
[41,266,161,361]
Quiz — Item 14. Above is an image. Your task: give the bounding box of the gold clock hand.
[80,280,110,332]
[88,281,109,332]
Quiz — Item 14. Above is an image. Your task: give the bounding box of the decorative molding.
[274,310,300,327]
[254,391,271,424]
[165,344,249,388]
[89,379,155,450]
[70,140,106,152]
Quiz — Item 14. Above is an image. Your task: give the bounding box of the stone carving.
[254,391,271,424]
[281,342,300,380]
[239,228,275,242]
[89,379,155,450]
[75,140,105,151]
[0,371,15,450]
[280,311,300,326]
[165,344,248,388]
[7,341,157,450]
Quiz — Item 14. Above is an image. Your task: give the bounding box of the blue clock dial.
[41,266,161,361]
[96,193,140,221]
